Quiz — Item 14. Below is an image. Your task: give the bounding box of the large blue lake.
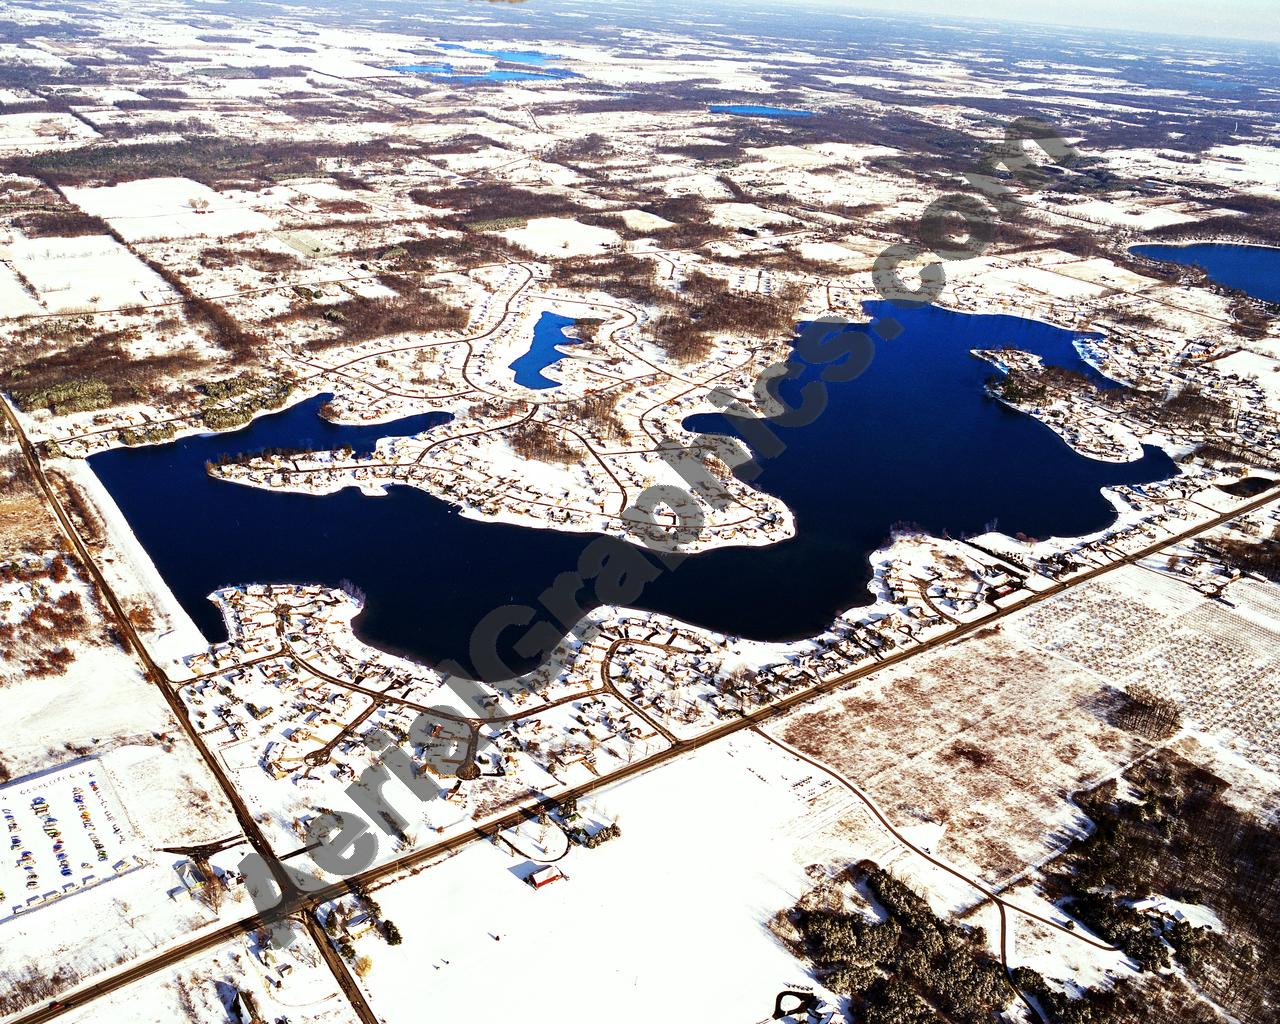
[1130,242,1280,304]
[91,304,1174,679]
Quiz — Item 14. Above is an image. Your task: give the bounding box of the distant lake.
[436,44,559,67]
[464,48,558,67]
[390,58,577,83]
[509,311,581,390]
[91,304,1173,680]
[710,104,814,118]
[1130,242,1280,304]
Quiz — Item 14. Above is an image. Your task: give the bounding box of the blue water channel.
[1129,242,1280,304]
[509,311,581,389]
[90,304,1175,679]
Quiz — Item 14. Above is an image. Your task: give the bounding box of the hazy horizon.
[805,0,1280,46]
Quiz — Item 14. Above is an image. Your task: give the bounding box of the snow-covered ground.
[4,234,178,313]
[345,733,839,1023]
[0,112,98,153]
[500,215,621,257]
[54,923,361,1024]
[63,178,276,242]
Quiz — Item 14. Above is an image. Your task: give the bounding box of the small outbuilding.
[527,865,565,890]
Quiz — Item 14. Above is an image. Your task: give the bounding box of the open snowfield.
[500,215,621,256]
[349,734,837,1023]
[0,44,71,69]
[0,112,96,153]
[5,234,178,312]
[709,201,798,231]
[64,178,275,242]
[0,260,42,316]
[1048,197,1199,231]
[617,208,674,232]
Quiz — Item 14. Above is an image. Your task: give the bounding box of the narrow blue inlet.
[509,311,581,389]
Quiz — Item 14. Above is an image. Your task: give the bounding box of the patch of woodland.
[4,136,426,188]
[1143,204,1280,247]
[551,253,806,363]
[1108,684,1182,741]
[563,390,626,442]
[992,364,1249,439]
[198,244,303,274]
[785,863,1014,1023]
[409,180,594,227]
[1044,751,1280,1023]
[284,288,471,352]
[351,230,535,272]
[784,852,1237,1024]
[1196,531,1280,584]
[0,552,94,677]
[2,327,203,416]
[12,207,111,237]
[506,419,578,465]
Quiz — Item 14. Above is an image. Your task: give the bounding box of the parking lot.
[0,758,147,922]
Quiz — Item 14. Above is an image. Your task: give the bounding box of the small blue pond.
[509,312,581,390]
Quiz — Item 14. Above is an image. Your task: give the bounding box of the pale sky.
[832,0,1280,45]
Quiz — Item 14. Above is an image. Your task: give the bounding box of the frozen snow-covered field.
[501,215,621,256]
[349,734,838,1023]
[64,178,275,242]
[0,112,97,153]
[5,235,177,313]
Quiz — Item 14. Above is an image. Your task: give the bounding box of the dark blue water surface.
[1130,242,1280,304]
[509,311,581,389]
[91,304,1174,679]
[710,104,814,118]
